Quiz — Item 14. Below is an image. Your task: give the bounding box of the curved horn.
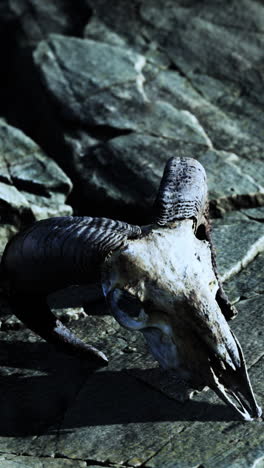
[9,293,109,366]
[1,216,142,365]
[2,216,141,294]
[154,157,238,322]
[153,157,208,228]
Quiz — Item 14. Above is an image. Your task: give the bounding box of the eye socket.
[107,288,148,331]
[114,289,142,319]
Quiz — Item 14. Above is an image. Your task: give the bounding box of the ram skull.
[1,157,261,421]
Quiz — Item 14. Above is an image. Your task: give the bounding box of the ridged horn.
[9,293,109,366]
[1,216,142,365]
[2,216,141,294]
[153,157,208,227]
[154,157,238,322]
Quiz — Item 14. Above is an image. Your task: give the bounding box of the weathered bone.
[102,218,261,420]
[1,157,261,420]
[153,157,208,229]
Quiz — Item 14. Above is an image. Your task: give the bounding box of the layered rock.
[0,0,263,222]
[0,119,72,251]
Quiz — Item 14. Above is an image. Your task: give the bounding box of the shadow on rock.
[0,339,239,438]
[54,367,239,432]
[0,341,100,437]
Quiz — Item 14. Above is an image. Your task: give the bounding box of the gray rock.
[145,66,262,159]
[87,1,264,154]
[0,324,100,455]
[231,295,264,366]
[225,253,264,304]
[140,1,264,105]
[241,206,264,221]
[67,0,264,217]
[84,15,128,48]
[34,35,145,122]
[39,374,182,464]
[34,36,211,146]
[31,32,263,219]
[0,454,86,467]
[145,412,264,468]
[0,119,72,252]
[2,0,92,45]
[211,213,264,281]
[2,1,263,220]
[198,150,264,215]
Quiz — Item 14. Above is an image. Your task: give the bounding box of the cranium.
[1,157,261,421]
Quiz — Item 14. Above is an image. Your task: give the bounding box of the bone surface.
[103,219,262,421]
[1,156,261,421]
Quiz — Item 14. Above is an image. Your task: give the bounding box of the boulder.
[0,119,72,252]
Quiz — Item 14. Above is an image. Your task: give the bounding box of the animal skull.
[1,156,262,421]
[103,220,261,421]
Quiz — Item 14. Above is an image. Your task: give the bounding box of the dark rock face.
[0,1,263,466]
[1,0,264,221]
[0,119,72,252]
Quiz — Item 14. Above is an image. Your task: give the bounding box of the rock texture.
[0,0,263,467]
[0,119,72,254]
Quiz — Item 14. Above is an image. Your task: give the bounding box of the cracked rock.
[33,34,213,142]
[0,119,72,251]
[140,0,264,106]
[198,150,264,215]
[32,34,215,220]
[34,34,148,124]
[32,31,263,220]
[224,253,264,304]
[211,211,264,281]
[2,2,263,220]
[230,295,264,367]
[0,453,87,467]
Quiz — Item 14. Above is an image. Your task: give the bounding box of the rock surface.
[0,119,72,254]
[0,1,263,467]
